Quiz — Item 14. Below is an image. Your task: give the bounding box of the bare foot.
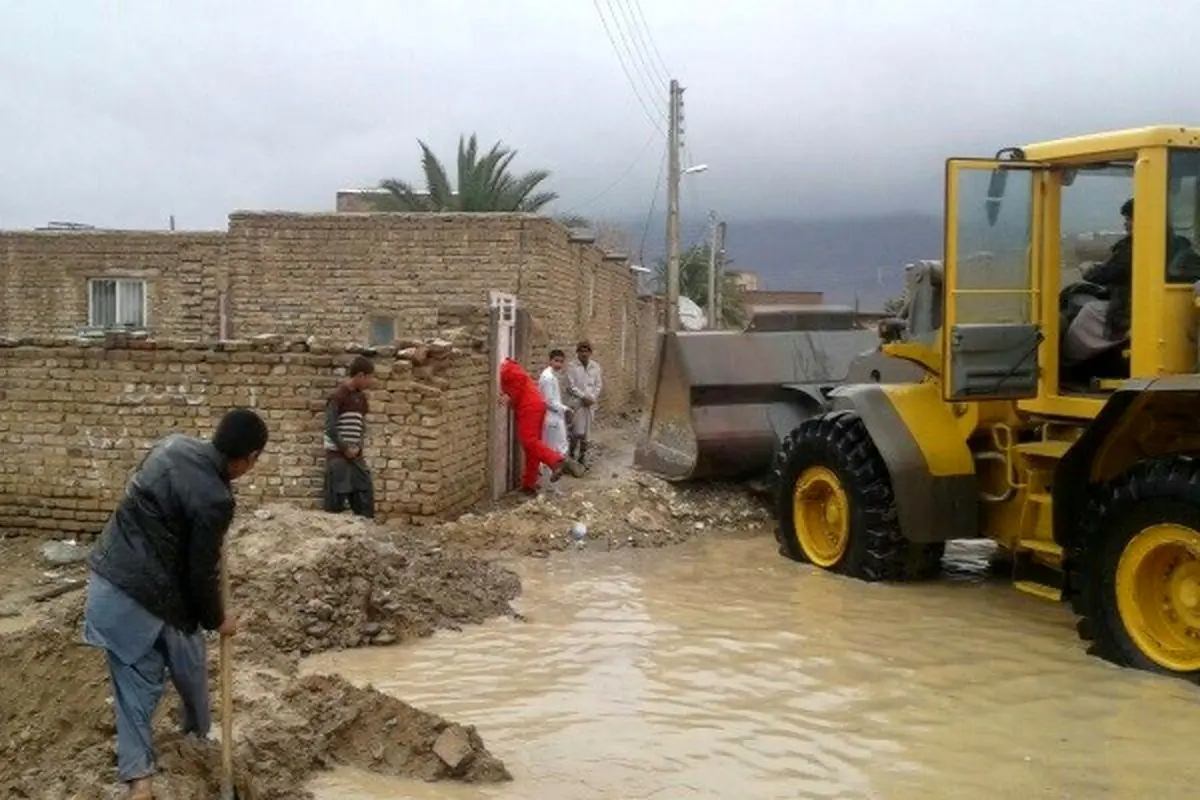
[128,777,153,800]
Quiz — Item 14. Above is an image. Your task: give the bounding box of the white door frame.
[489,291,519,498]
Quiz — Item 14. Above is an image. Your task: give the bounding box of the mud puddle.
[303,536,1200,799]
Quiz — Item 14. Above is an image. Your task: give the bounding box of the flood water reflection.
[303,533,1199,799]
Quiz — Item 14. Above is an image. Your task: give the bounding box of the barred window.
[88,279,147,329]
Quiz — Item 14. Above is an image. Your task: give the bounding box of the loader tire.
[1071,456,1200,681]
[774,410,942,582]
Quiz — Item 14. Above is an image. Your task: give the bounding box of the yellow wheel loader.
[775,126,1200,681]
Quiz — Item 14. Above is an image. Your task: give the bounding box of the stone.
[625,507,665,534]
[360,622,382,637]
[41,540,90,566]
[373,632,397,645]
[253,508,274,521]
[432,724,474,770]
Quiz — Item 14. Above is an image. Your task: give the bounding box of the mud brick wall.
[0,232,226,340]
[0,334,491,539]
[2,214,653,415]
[223,212,528,343]
[633,295,664,403]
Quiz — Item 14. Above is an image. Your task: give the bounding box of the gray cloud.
[1,0,1196,230]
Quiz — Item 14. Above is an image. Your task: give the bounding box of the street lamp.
[682,164,709,175]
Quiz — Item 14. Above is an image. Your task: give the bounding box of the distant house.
[741,289,825,315]
[335,188,459,212]
[725,269,760,291]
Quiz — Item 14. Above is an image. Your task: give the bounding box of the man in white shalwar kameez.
[538,349,571,488]
[565,340,603,467]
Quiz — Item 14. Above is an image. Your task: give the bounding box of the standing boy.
[538,348,572,460]
[323,355,376,518]
[84,408,269,800]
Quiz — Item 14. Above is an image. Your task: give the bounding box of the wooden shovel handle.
[219,549,235,799]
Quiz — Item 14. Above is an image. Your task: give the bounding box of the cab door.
[942,158,1049,401]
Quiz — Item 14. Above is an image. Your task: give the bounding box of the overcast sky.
[2,0,1197,231]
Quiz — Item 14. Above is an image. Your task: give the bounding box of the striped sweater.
[324,384,368,454]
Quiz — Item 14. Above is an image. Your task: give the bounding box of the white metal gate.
[489,291,518,498]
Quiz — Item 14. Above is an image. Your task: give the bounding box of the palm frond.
[418,140,455,210]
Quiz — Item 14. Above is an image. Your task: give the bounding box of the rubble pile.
[429,471,772,557]
[230,505,521,665]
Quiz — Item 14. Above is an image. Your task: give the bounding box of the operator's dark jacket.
[1082,235,1132,340]
[88,434,235,633]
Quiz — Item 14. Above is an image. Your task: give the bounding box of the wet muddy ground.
[3,420,1196,797]
[305,535,1200,799]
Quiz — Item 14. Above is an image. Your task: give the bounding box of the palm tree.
[373,134,558,213]
[653,244,747,328]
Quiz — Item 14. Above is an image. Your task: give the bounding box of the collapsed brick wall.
[0,334,491,539]
[0,232,226,340]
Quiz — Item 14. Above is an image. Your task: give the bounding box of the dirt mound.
[230,505,521,667]
[0,627,509,799]
[430,472,772,556]
[0,505,520,798]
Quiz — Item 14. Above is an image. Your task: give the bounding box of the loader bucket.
[634,329,899,481]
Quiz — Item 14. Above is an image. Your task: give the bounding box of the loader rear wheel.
[775,411,943,581]
[1073,457,1200,680]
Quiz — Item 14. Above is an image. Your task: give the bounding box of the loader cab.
[934,127,1200,419]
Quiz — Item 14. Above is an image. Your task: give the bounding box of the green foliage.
[653,244,747,328]
[374,135,559,212]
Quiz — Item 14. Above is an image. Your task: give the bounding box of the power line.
[638,142,668,266]
[559,129,660,216]
[609,0,669,90]
[600,0,666,106]
[626,0,673,81]
[592,0,666,136]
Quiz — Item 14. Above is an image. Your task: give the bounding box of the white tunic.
[538,366,570,456]
[566,359,603,438]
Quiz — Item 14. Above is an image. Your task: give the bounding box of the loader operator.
[1064,198,1200,367]
[1062,199,1134,366]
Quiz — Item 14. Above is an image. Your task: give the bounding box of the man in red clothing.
[499,358,581,494]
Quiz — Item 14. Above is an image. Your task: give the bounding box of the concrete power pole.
[707,215,725,328]
[665,79,682,332]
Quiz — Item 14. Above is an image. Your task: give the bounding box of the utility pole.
[706,210,718,328]
[708,218,725,328]
[665,79,682,332]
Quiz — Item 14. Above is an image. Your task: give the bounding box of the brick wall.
[1,214,656,415]
[0,333,491,539]
[741,289,825,307]
[0,232,226,339]
[224,213,650,413]
[224,212,528,344]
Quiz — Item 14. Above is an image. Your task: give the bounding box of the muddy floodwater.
[302,532,1200,799]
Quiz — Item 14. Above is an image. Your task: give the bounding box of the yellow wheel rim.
[791,466,850,568]
[1115,523,1200,673]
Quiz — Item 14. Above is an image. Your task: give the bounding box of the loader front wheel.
[775,411,942,581]
[1074,457,1200,680]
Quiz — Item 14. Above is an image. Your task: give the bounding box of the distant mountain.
[607,212,943,311]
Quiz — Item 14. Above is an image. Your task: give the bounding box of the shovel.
[219,550,238,800]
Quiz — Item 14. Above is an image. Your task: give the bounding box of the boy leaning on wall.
[323,356,377,518]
